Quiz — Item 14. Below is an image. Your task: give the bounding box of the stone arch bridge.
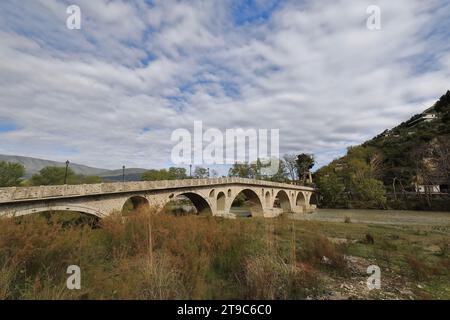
[0,178,316,219]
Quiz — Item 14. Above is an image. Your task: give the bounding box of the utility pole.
[189,164,192,178]
[122,165,126,183]
[64,160,70,184]
[392,177,397,201]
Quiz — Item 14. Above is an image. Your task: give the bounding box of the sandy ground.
[294,209,450,226]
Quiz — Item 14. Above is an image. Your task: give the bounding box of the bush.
[243,255,320,299]
[404,254,442,281]
[365,233,375,245]
[299,236,349,274]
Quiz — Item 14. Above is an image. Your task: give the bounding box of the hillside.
[316,91,450,210]
[364,90,450,188]
[0,154,147,181]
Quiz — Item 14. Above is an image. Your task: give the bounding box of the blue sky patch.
[0,121,17,133]
[231,0,282,26]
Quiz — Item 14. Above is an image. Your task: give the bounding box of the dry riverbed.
[290,210,450,299]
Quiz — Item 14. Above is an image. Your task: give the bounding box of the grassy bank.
[0,209,449,299]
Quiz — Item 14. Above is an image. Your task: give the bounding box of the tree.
[351,176,387,209]
[0,161,25,187]
[194,167,209,178]
[228,162,253,178]
[296,154,315,182]
[228,159,288,181]
[266,159,288,183]
[168,167,188,180]
[141,169,169,181]
[79,175,103,184]
[283,154,298,181]
[210,169,219,178]
[228,161,262,179]
[30,166,76,186]
[434,137,450,188]
[315,169,347,207]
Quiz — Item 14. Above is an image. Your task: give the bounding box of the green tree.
[351,176,387,209]
[194,167,209,178]
[228,159,287,180]
[0,161,25,187]
[79,175,103,184]
[228,162,253,178]
[316,169,347,207]
[141,167,189,181]
[168,167,187,180]
[266,159,288,183]
[30,166,76,186]
[141,169,168,181]
[296,154,315,182]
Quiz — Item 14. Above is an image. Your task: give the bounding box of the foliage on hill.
[316,91,450,210]
[0,161,25,187]
[29,166,102,186]
[141,167,188,181]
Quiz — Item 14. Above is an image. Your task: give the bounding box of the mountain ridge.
[0,154,148,180]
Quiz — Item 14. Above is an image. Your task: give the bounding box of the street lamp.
[64,160,70,184]
[122,165,126,183]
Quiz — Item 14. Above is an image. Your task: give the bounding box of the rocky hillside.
[315,91,450,210]
[363,90,450,188]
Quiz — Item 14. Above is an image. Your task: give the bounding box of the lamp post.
[122,165,126,183]
[64,160,70,185]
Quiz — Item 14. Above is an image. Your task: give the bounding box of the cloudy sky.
[0,0,449,173]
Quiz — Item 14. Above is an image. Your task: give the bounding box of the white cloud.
[0,0,449,171]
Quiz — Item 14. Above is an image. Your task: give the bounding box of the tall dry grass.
[243,255,320,299]
[0,209,328,299]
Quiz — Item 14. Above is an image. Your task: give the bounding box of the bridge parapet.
[0,178,314,204]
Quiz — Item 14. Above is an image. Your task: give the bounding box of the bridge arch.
[273,190,292,213]
[122,195,150,214]
[296,192,306,207]
[265,191,271,207]
[10,204,106,219]
[216,192,226,211]
[229,188,264,217]
[309,192,318,206]
[177,192,212,216]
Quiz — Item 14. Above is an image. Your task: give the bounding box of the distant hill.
[362,90,450,187]
[0,154,148,181]
[315,90,450,210]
